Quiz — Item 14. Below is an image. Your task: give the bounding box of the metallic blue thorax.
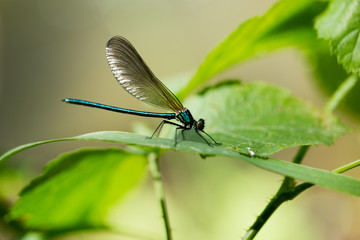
[176,108,195,128]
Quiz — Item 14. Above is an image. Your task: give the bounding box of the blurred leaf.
[9,149,146,230]
[307,43,349,101]
[315,0,360,75]
[187,81,349,155]
[176,0,360,115]
[313,0,360,115]
[178,0,327,99]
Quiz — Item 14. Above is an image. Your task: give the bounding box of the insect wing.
[106,36,183,112]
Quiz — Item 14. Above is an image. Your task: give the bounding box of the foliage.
[1,0,360,239]
[9,149,146,231]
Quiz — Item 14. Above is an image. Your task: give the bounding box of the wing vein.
[105,36,183,112]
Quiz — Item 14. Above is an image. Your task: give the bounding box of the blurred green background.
[1,0,360,239]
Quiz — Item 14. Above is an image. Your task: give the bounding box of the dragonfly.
[63,36,220,146]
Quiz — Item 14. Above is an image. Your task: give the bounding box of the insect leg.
[174,126,189,146]
[149,120,184,139]
[194,128,212,146]
[197,129,221,145]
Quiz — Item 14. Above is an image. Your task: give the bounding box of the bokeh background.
[1,0,360,239]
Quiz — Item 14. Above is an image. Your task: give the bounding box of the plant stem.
[242,145,309,240]
[333,159,360,173]
[147,153,172,240]
[324,74,358,112]
[292,145,310,164]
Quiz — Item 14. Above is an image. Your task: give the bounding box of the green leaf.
[9,148,146,230]
[177,0,327,99]
[1,130,360,197]
[315,0,360,75]
[313,0,360,116]
[187,81,349,155]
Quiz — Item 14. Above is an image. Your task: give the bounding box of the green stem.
[324,74,358,112]
[292,145,310,164]
[333,159,360,173]
[242,181,314,240]
[147,153,172,240]
[242,178,292,240]
[242,145,309,240]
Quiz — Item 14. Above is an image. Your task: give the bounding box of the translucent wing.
[106,36,183,112]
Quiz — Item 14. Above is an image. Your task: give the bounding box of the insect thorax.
[176,108,195,127]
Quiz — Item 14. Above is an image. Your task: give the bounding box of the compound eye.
[196,118,205,130]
